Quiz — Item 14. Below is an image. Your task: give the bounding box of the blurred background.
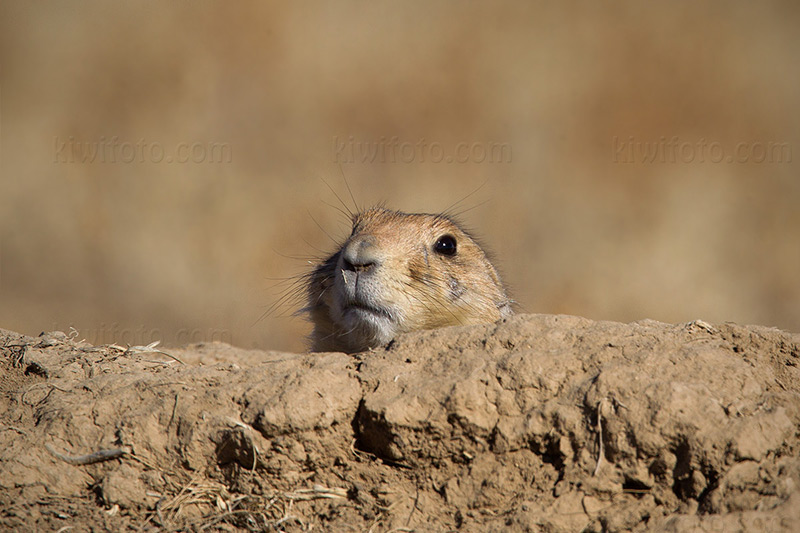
[0,1,797,352]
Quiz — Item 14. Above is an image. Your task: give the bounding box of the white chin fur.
[337,305,397,349]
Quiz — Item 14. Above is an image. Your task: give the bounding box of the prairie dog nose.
[342,235,382,272]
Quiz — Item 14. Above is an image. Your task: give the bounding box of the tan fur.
[307,207,512,353]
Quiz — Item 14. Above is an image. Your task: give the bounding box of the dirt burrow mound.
[1,314,799,532]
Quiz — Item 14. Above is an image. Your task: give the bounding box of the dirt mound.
[1,314,799,531]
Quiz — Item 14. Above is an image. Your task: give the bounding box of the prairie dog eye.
[434,235,457,256]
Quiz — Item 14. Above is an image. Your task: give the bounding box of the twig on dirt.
[684,319,716,334]
[275,498,306,531]
[167,394,179,432]
[45,443,132,466]
[21,381,72,408]
[156,475,233,526]
[406,485,420,526]
[350,437,375,461]
[225,417,261,471]
[11,344,27,367]
[124,449,162,472]
[197,508,261,531]
[593,399,605,477]
[192,495,251,531]
[155,497,166,527]
[367,514,383,533]
[139,476,238,531]
[21,384,54,407]
[142,359,179,366]
[284,484,347,501]
[0,425,28,436]
[124,341,185,364]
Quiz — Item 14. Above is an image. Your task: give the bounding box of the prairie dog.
[307,207,512,353]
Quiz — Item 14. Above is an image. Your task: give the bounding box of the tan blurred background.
[0,2,798,352]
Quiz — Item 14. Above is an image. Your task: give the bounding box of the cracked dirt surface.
[1,314,799,531]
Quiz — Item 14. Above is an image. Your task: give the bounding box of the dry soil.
[1,314,799,532]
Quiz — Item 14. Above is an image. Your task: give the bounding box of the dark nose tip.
[342,236,382,272]
[342,256,375,272]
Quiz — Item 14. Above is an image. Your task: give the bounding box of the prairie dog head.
[307,207,512,353]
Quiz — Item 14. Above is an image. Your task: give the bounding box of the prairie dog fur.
[307,207,512,353]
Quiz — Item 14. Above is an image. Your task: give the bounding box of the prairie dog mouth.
[342,301,395,321]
